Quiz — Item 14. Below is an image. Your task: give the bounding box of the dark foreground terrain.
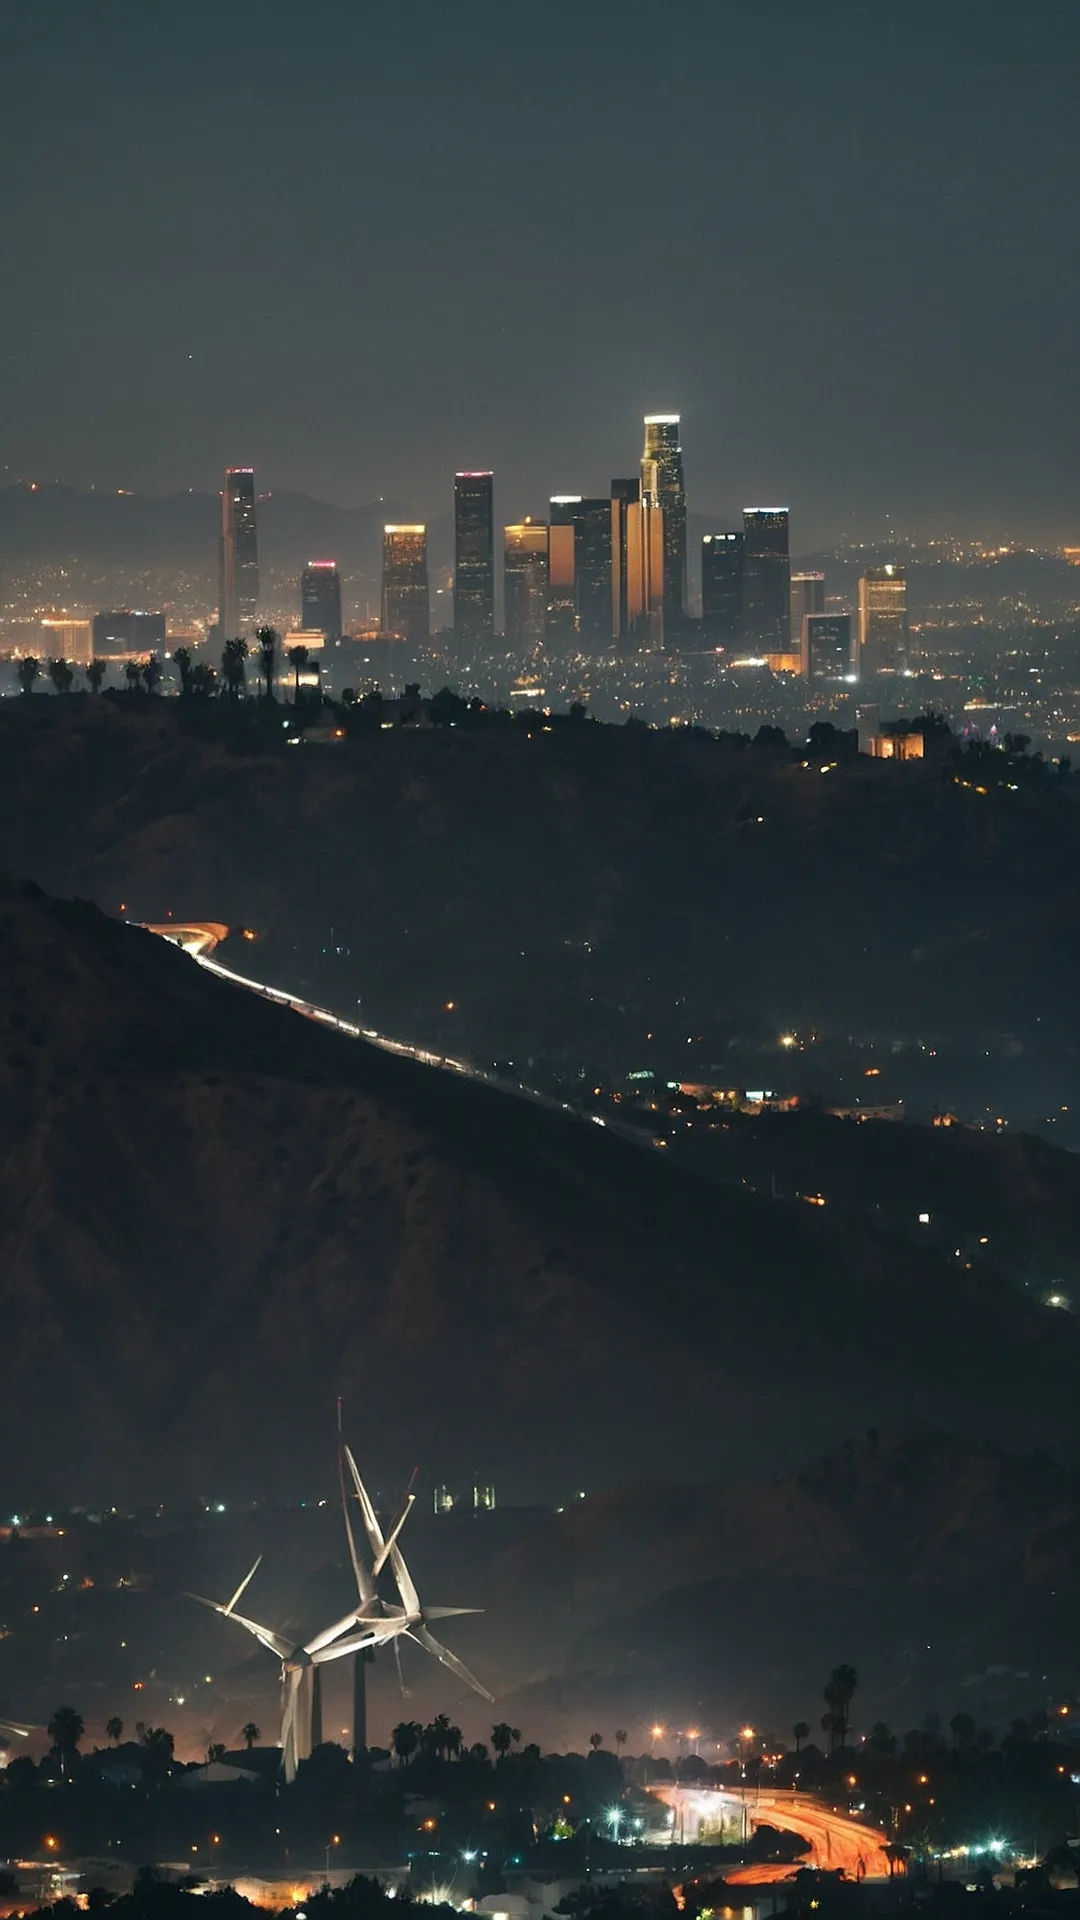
[0,873,1075,1510]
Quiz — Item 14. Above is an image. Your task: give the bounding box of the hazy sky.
[3,0,1079,544]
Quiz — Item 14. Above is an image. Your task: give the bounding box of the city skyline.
[3,3,1080,545]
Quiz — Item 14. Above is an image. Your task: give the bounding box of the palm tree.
[105,1717,123,1746]
[491,1722,521,1762]
[47,657,74,694]
[124,661,142,691]
[588,1732,604,1752]
[207,1742,227,1765]
[16,655,40,695]
[142,654,163,695]
[190,661,218,697]
[823,1664,858,1750]
[614,1729,628,1755]
[241,1722,260,1751]
[172,646,193,695]
[286,642,310,701]
[47,1706,85,1778]
[256,625,278,700]
[391,1720,422,1765]
[221,636,248,700]
[792,1721,810,1753]
[138,1726,174,1783]
[85,659,107,693]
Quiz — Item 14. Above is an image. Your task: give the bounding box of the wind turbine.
[340,1444,493,1703]
[187,1555,392,1781]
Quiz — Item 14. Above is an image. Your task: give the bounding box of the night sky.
[3,0,1079,544]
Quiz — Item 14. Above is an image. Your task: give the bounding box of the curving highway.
[652,1784,887,1880]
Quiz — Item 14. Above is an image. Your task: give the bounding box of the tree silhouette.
[423,1714,461,1761]
[241,1722,260,1750]
[256,626,278,701]
[47,657,74,694]
[16,655,40,695]
[823,1664,858,1750]
[950,1712,976,1750]
[792,1721,810,1753]
[286,643,310,701]
[207,1743,227,1765]
[172,646,192,695]
[85,659,107,693]
[105,1717,123,1746]
[588,1732,604,1752]
[190,661,218,697]
[391,1720,422,1764]
[47,1705,84,1778]
[142,654,163,695]
[221,636,249,700]
[124,661,142,691]
[491,1723,521,1761]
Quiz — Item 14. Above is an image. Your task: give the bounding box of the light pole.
[325,1834,340,1881]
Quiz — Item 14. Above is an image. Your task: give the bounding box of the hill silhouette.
[0,873,1076,1510]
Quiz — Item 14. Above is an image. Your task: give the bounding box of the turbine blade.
[343,1445,387,1558]
[393,1635,409,1697]
[425,1606,483,1619]
[305,1607,370,1657]
[186,1591,293,1661]
[409,1623,493,1702]
[224,1556,263,1616]
[372,1493,416,1576]
[338,1434,375,1605]
[311,1627,385,1662]
[0,1719,31,1739]
[387,1538,421,1619]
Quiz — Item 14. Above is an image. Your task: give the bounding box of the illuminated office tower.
[547,497,579,649]
[804,612,855,681]
[742,507,790,648]
[41,616,93,664]
[453,471,495,648]
[625,464,665,646]
[219,467,259,639]
[790,570,825,650]
[300,561,343,637]
[504,519,549,654]
[701,532,744,645]
[859,565,909,673]
[381,525,430,643]
[641,415,686,624]
[572,498,613,648]
[610,477,639,641]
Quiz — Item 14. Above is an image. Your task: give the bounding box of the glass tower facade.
[300,561,343,637]
[504,520,549,656]
[701,532,744,645]
[219,467,259,639]
[641,415,686,626]
[804,613,855,680]
[859,567,909,673]
[742,507,790,649]
[572,498,614,649]
[453,472,495,648]
[381,526,430,644]
[610,478,640,642]
[547,498,579,650]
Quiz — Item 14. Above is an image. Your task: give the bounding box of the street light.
[325,1835,340,1878]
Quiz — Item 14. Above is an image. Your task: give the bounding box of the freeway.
[140,920,651,1143]
[652,1784,887,1880]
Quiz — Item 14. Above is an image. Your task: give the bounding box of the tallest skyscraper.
[641,415,686,626]
[219,467,259,639]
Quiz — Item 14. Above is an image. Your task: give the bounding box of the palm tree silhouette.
[588,1732,604,1752]
[392,1720,422,1765]
[142,654,163,695]
[16,656,40,695]
[793,1721,810,1753]
[221,637,249,700]
[172,647,192,695]
[256,626,278,700]
[47,1705,84,1778]
[105,1717,123,1746]
[823,1664,858,1750]
[241,1722,261,1751]
[86,660,107,692]
[286,643,310,702]
[47,658,74,694]
[491,1723,521,1761]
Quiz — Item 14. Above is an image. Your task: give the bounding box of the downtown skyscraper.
[382,526,430,644]
[300,560,343,637]
[742,507,790,649]
[859,566,909,673]
[219,467,259,639]
[453,472,495,649]
[641,415,686,626]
